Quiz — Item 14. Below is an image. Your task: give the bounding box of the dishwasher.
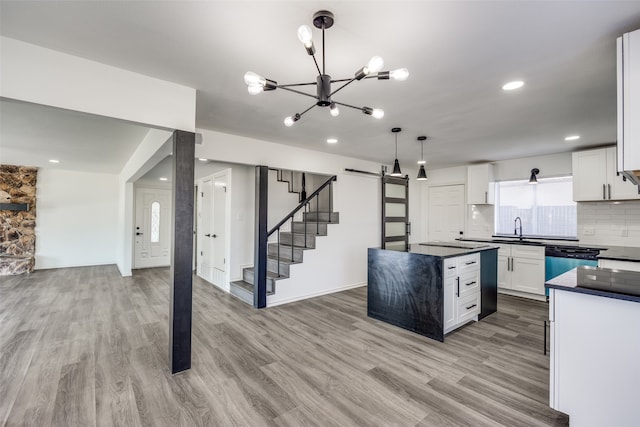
[545,245,600,295]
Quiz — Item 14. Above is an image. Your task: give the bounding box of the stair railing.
[267,174,337,277]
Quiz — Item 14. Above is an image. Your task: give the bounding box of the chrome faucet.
[514,217,523,240]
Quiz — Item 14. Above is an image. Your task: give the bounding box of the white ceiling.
[0,99,150,173]
[2,1,640,171]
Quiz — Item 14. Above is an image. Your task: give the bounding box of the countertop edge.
[545,282,640,304]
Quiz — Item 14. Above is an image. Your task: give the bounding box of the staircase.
[230,170,338,306]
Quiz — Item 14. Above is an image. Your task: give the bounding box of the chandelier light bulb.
[244,71,266,87]
[330,102,340,117]
[297,25,313,47]
[365,56,384,74]
[284,116,295,127]
[417,160,426,165]
[390,68,409,81]
[371,108,384,119]
[247,85,263,95]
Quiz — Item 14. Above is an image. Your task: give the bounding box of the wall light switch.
[583,227,594,236]
[621,228,629,237]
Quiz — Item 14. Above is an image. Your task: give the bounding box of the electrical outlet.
[621,228,629,237]
[583,227,594,236]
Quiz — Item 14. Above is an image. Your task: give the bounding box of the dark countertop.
[460,238,640,263]
[408,242,497,259]
[545,266,640,303]
[597,246,640,263]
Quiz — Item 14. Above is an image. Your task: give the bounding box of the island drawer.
[458,253,480,274]
[459,271,480,298]
[458,293,481,323]
[443,259,458,278]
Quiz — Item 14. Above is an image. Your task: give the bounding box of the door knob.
[205,234,211,237]
[213,234,217,238]
[136,232,143,235]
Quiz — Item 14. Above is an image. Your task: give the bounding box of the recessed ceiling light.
[159,177,168,181]
[564,135,580,141]
[198,158,208,161]
[502,81,524,91]
[327,138,338,144]
[48,159,60,163]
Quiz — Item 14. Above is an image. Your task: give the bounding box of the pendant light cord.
[395,133,398,158]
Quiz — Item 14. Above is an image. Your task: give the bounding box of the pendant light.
[529,168,540,184]
[416,136,428,181]
[390,127,403,176]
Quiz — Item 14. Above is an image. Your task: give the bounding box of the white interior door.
[212,174,227,286]
[197,170,229,288]
[428,185,465,242]
[134,187,171,268]
[198,178,214,283]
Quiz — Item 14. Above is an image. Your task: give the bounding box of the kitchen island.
[546,266,640,427]
[367,243,498,342]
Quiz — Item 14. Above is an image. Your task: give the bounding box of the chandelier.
[244,10,409,126]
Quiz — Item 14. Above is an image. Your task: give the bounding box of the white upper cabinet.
[618,29,640,185]
[572,147,640,201]
[467,164,495,204]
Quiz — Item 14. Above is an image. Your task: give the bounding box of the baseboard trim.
[267,282,366,307]
[498,288,546,302]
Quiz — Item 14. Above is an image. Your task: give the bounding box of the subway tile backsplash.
[577,201,640,247]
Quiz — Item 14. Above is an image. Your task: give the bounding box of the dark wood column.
[253,165,268,308]
[169,130,195,374]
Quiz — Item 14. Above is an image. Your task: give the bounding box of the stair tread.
[244,268,289,280]
[230,280,275,295]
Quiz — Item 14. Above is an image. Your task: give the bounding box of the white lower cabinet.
[598,259,640,272]
[443,253,481,334]
[497,244,545,297]
[549,288,640,426]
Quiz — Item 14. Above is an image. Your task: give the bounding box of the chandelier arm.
[312,55,322,76]
[299,103,318,117]
[329,78,358,97]
[332,101,364,111]
[278,86,319,100]
[278,82,318,87]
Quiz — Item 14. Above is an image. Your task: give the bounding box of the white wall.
[117,129,173,276]
[36,169,118,269]
[196,128,383,306]
[1,37,196,132]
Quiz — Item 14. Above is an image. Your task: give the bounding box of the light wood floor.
[1,265,568,426]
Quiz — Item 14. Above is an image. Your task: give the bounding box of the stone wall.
[0,165,37,274]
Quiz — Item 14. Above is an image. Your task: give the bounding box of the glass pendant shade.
[417,165,428,180]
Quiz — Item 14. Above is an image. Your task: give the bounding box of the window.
[495,176,576,238]
[150,201,160,243]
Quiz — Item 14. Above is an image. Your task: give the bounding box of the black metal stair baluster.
[316,193,319,235]
[277,228,280,278]
[290,217,294,271]
[304,202,308,248]
[329,181,333,223]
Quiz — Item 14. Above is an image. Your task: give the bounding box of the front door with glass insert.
[134,187,172,268]
[382,175,409,250]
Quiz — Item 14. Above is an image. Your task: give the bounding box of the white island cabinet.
[443,253,481,333]
[548,271,640,426]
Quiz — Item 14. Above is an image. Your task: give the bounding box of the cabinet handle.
[484,191,487,204]
[447,265,456,270]
[456,277,460,297]
[465,261,476,265]
[603,184,606,200]
[466,304,477,310]
[608,184,611,200]
[511,257,514,271]
[466,281,476,286]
